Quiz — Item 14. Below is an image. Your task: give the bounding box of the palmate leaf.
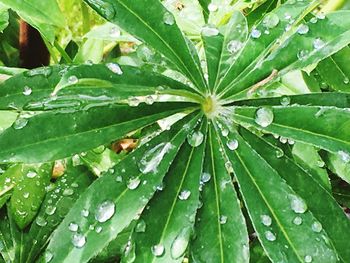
[83,0,207,93]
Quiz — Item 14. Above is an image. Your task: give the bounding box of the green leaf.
[0,102,197,163]
[44,112,201,263]
[240,128,350,263]
[323,151,350,184]
[197,0,210,22]
[202,11,248,91]
[10,163,52,229]
[249,238,271,263]
[233,105,350,154]
[22,165,93,263]
[132,120,207,263]
[221,129,339,262]
[0,5,8,33]
[191,126,249,263]
[83,0,207,93]
[292,142,330,191]
[0,165,25,200]
[0,206,15,262]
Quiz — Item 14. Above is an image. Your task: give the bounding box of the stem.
[43,38,59,64]
[54,41,73,64]
[81,2,91,34]
[321,0,346,13]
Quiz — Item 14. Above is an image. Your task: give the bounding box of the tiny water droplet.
[106,63,123,75]
[280,96,291,106]
[311,221,322,233]
[338,150,350,163]
[69,222,79,232]
[263,13,280,28]
[201,172,211,183]
[344,77,349,84]
[135,219,146,233]
[109,27,120,38]
[225,161,234,173]
[27,171,37,178]
[23,192,30,199]
[226,139,239,151]
[36,216,47,227]
[310,17,318,24]
[265,231,276,241]
[220,215,228,224]
[293,216,303,225]
[297,50,309,60]
[179,190,191,200]
[208,3,218,12]
[304,255,313,262]
[261,215,272,226]
[221,129,229,137]
[297,24,309,35]
[290,195,307,214]
[275,149,284,158]
[128,97,140,107]
[44,250,53,262]
[316,13,326,20]
[95,226,102,233]
[255,107,274,127]
[202,25,219,37]
[95,200,115,223]
[127,177,141,190]
[23,86,32,96]
[187,131,204,147]
[81,209,89,217]
[151,244,164,257]
[163,12,175,25]
[313,38,325,50]
[227,40,243,54]
[63,188,74,196]
[145,95,155,105]
[72,233,86,248]
[251,28,262,39]
[68,75,78,85]
[14,118,29,130]
[45,205,57,215]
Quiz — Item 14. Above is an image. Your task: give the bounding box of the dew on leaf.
[36,216,47,227]
[338,150,350,163]
[23,192,30,199]
[311,221,322,233]
[109,27,120,38]
[170,227,191,259]
[201,26,219,37]
[265,230,276,241]
[220,215,228,224]
[127,177,141,190]
[45,205,57,215]
[187,131,204,147]
[135,219,146,233]
[69,222,79,232]
[95,226,102,233]
[255,107,274,127]
[72,233,86,248]
[261,214,272,226]
[227,40,243,54]
[14,118,29,130]
[208,3,218,12]
[226,139,239,151]
[151,244,165,257]
[43,250,54,262]
[251,28,262,39]
[145,95,155,105]
[27,171,37,178]
[297,24,309,35]
[95,200,115,223]
[106,62,123,75]
[163,12,175,25]
[344,77,350,84]
[68,75,78,85]
[290,195,307,214]
[221,128,229,137]
[23,86,32,96]
[179,190,191,200]
[280,96,291,106]
[81,209,89,217]
[138,142,172,174]
[313,38,325,50]
[293,216,303,225]
[225,161,234,173]
[304,255,313,262]
[63,188,74,196]
[297,50,309,61]
[200,172,211,183]
[263,13,280,28]
[128,97,140,107]
[275,149,284,158]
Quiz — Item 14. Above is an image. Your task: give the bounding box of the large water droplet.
[138,142,173,174]
[106,63,123,75]
[265,230,276,241]
[338,150,350,163]
[63,188,74,196]
[151,244,164,257]
[313,38,325,50]
[72,233,86,248]
[95,200,115,223]
[297,24,309,35]
[261,214,272,226]
[163,12,175,25]
[255,107,274,127]
[14,118,29,130]
[68,75,79,85]
[263,13,280,28]
[27,171,38,178]
[170,227,191,259]
[202,26,219,37]
[187,131,204,147]
[23,86,32,96]
[179,190,191,200]
[45,205,56,215]
[36,216,47,227]
[227,40,243,54]
[69,222,79,232]
[127,177,141,190]
[226,139,239,151]
[311,221,322,233]
[290,195,307,214]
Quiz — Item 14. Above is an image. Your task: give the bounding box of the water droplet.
[261,214,272,226]
[313,38,325,50]
[127,177,141,190]
[187,131,204,147]
[311,221,322,233]
[316,13,326,20]
[14,118,29,130]
[275,149,284,158]
[128,97,140,107]
[106,63,123,75]
[290,195,307,213]
[145,95,155,105]
[23,192,30,199]
[220,215,228,224]
[44,250,53,262]
[170,227,191,259]
[72,233,86,248]
[293,216,303,225]
[36,216,47,227]
[226,139,239,151]
[304,255,313,262]
[255,107,274,127]
[63,188,74,196]
[297,50,309,60]
[251,28,262,39]
[280,96,291,106]
[23,86,32,96]
[208,3,218,12]
[68,75,78,85]
[45,205,57,215]
[95,226,102,233]
[138,142,173,174]
[344,77,350,84]
[310,17,318,24]
[116,176,123,183]
[263,13,280,28]
[109,27,120,38]
[151,244,164,257]
[95,200,115,223]
[338,150,350,163]
[225,161,234,173]
[25,67,52,77]
[135,219,146,233]
[202,25,219,37]
[163,12,175,25]
[201,172,211,183]
[227,40,243,54]
[297,24,309,35]
[316,160,325,168]
[81,209,89,217]
[69,222,79,232]
[27,171,37,178]
[179,190,191,200]
[265,230,276,241]
[221,129,229,137]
